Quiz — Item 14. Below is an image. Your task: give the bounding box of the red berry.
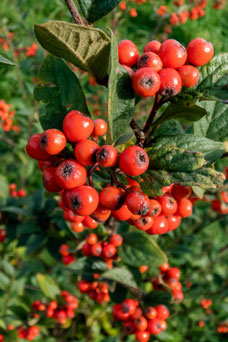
[74,139,99,166]
[135,330,150,342]
[91,206,111,222]
[177,65,200,87]
[59,244,69,256]
[64,210,84,223]
[167,215,181,231]
[126,190,150,215]
[119,146,149,176]
[148,215,168,234]
[62,254,76,265]
[159,39,187,68]
[176,199,193,217]
[167,267,180,279]
[137,52,163,72]
[123,320,136,334]
[159,68,182,97]
[100,186,125,211]
[63,110,94,142]
[71,221,84,233]
[110,234,123,246]
[134,216,153,231]
[144,40,161,54]
[102,243,117,258]
[68,185,99,216]
[171,184,191,200]
[40,129,66,155]
[26,133,50,160]
[148,199,162,217]
[145,307,157,320]
[78,280,90,293]
[55,159,87,189]
[17,189,27,197]
[118,40,139,67]
[96,145,118,167]
[42,167,61,193]
[121,64,134,76]
[157,195,177,215]
[112,203,133,221]
[135,316,148,331]
[86,233,98,245]
[156,305,169,320]
[132,67,160,97]
[148,318,163,335]
[93,119,107,136]
[121,299,137,316]
[159,263,170,272]
[91,243,103,256]
[187,38,214,66]
[83,216,98,229]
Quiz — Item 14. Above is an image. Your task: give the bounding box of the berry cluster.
[211,190,228,215]
[17,326,40,341]
[153,263,184,301]
[0,100,19,132]
[118,0,147,18]
[0,31,13,51]
[78,280,110,304]
[118,37,213,97]
[59,243,76,265]
[200,298,212,309]
[217,322,228,334]
[9,183,27,198]
[0,229,6,243]
[113,299,170,341]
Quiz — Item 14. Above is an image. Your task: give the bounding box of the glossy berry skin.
[148,199,162,217]
[112,203,133,221]
[148,215,168,235]
[99,186,125,210]
[135,330,150,342]
[159,68,182,97]
[160,262,170,272]
[68,185,99,216]
[59,244,69,256]
[177,65,200,87]
[148,319,162,335]
[63,210,85,223]
[62,254,76,265]
[137,52,163,72]
[176,199,193,217]
[134,216,153,231]
[126,190,150,215]
[110,234,123,246]
[121,299,137,316]
[118,40,139,67]
[26,133,50,160]
[74,139,99,166]
[78,280,90,293]
[91,243,102,256]
[145,307,157,319]
[82,242,92,256]
[187,38,214,66]
[159,39,187,68]
[93,119,107,136]
[167,215,181,231]
[171,184,191,200]
[91,205,111,222]
[132,67,160,97]
[167,267,181,279]
[55,159,86,189]
[144,40,161,54]
[40,129,66,155]
[156,305,169,320]
[135,316,148,331]
[173,289,184,301]
[119,146,149,176]
[96,145,118,167]
[103,243,117,258]
[71,221,84,233]
[157,195,177,215]
[83,216,98,229]
[63,110,94,142]
[123,321,136,335]
[42,167,62,193]
[0,229,6,243]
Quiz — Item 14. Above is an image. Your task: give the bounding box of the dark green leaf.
[145,291,172,306]
[0,54,15,66]
[109,283,127,303]
[114,133,134,146]
[17,222,41,237]
[107,30,136,143]
[36,273,60,299]
[141,167,225,197]
[0,174,8,198]
[101,267,138,290]
[66,257,108,274]
[78,0,121,23]
[154,134,225,163]
[119,230,167,267]
[34,55,89,130]
[26,233,47,255]
[34,21,110,81]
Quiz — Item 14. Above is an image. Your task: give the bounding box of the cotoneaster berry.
[68,185,99,216]
[40,129,66,155]
[118,40,139,67]
[26,133,50,160]
[132,67,161,97]
[187,38,214,66]
[143,40,161,54]
[177,65,200,87]
[55,159,87,189]
[63,110,94,142]
[137,52,163,72]
[119,146,149,176]
[93,119,107,136]
[99,186,125,210]
[74,139,99,166]
[96,145,119,167]
[159,39,187,68]
[159,68,182,97]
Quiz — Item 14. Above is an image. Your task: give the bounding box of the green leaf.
[195,53,228,101]
[66,257,108,274]
[78,0,121,23]
[146,145,206,172]
[0,174,8,198]
[106,30,136,143]
[34,21,110,81]
[26,233,47,255]
[141,167,225,197]
[119,230,167,267]
[36,273,60,299]
[0,54,15,66]
[34,55,89,130]
[194,101,228,142]
[101,267,138,291]
[192,186,205,199]
[154,134,225,163]
[145,291,172,306]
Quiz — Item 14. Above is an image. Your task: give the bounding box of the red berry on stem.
[119,146,149,176]
[74,139,99,166]
[26,133,50,160]
[99,186,125,211]
[187,38,214,66]
[93,119,107,136]
[157,195,177,215]
[118,40,139,67]
[134,216,153,231]
[40,129,66,155]
[177,65,200,87]
[148,215,168,235]
[126,190,150,215]
[159,39,187,68]
[42,167,61,193]
[159,68,182,97]
[91,206,111,222]
[176,199,193,217]
[55,159,86,189]
[167,215,181,231]
[132,67,160,97]
[137,52,163,72]
[63,110,94,142]
[96,145,118,167]
[144,40,161,54]
[68,185,99,216]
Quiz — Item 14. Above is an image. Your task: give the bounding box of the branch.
[143,93,160,135]
[87,162,98,187]
[130,119,145,146]
[64,0,85,25]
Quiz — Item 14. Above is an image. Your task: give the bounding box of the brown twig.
[64,0,85,25]
[130,119,145,146]
[110,168,129,192]
[143,93,161,135]
[87,162,98,187]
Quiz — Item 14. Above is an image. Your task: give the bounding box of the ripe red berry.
[148,318,162,335]
[119,146,149,176]
[177,65,200,87]
[71,221,84,233]
[134,216,153,231]
[55,159,87,189]
[91,206,111,222]
[40,129,66,155]
[167,267,180,279]
[26,133,50,160]
[126,190,150,215]
[148,199,162,217]
[99,186,125,211]
[74,139,99,166]
[148,215,168,235]
[63,110,94,142]
[118,40,139,67]
[171,184,191,200]
[63,210,84,223]
[121,299,137,316]
[17,189,27,197]
[59,244,69,256]
[187,38,214,66]
[83,216,98,229]
[62,254,76,265]
[139,265,148,273]
[176,199,193,217]
[42,167,61,193]
[144,40,161,54]
[135,330,150,342]
[159,68,182,97]
[102,243,117,258]
[159,263,170,272]
[68,185,99,216]
[123,320,136,334]
[173,289,184,301]
[156,305,169,320]
[96,145,118,167]
[167,215,181,231]
[157,195,177,215]
[91,243,103,256]
[112,203,133,221]
[145,307,157,320]
[132,67,160,97]
[134,316,148,331]
[93,119,107,136]
[78,280,90,293]
[159,39,187,68]
[110,234,123,246]
[137,52,163,72]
